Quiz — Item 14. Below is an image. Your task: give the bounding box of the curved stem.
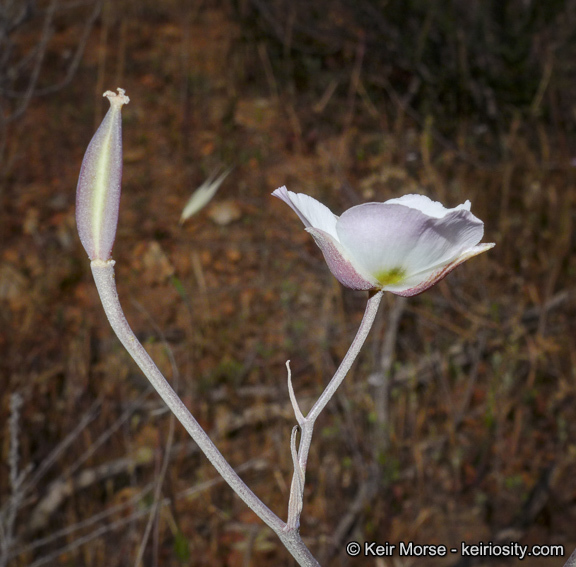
[91,259,319,567]
[306,291,383,424]
[287,291,383,528]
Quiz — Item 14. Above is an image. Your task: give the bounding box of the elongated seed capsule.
[76,88,129,261]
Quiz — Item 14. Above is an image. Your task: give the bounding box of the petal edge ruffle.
[272,187,339,239]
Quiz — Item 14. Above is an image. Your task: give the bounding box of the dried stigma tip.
[103,88,130,106]
[76,88,129,260]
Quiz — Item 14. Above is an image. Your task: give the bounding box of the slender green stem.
[91,259,319,567]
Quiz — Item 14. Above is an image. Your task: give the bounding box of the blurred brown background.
[1,1,575,565]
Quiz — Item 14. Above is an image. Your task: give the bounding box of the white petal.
[336,203,484,286]
[383,243,495,296]
[384,193,471,218]
[306,227,376,290]
[272,187,339,239]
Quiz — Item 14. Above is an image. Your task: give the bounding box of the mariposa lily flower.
[272,187,494,296]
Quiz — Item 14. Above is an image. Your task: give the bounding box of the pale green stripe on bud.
[76,88,129,260]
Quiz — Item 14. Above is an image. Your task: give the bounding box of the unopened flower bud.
[76,88,129,260]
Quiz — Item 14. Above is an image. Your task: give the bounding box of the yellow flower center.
[375,267,406,286]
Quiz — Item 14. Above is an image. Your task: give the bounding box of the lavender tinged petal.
[274,186,496,295]
[336,203,485,283]
[305,227,376,290]
[76,89,129,260]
